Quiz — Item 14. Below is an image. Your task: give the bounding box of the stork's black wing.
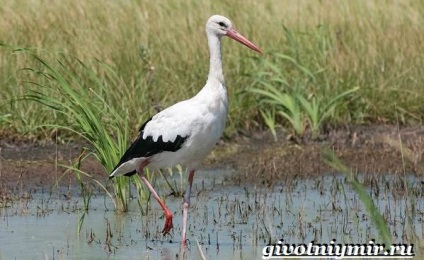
[109,117,188,178]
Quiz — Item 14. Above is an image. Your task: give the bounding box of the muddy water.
[1,170,422,259]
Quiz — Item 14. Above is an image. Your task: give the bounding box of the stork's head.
[206,15,263,54]
[206,15,233,36]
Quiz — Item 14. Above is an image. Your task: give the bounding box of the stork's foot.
[162,212,174,235]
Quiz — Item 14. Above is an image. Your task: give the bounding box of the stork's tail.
[108,168,137,179]
[108,157,147,180]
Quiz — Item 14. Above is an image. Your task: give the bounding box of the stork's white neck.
[206,31,225,84]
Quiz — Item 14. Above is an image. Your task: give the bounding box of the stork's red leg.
[138,163,173,235]
[181,169,195,246]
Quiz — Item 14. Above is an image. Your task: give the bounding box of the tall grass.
[17,50,149,212]
[2,0,424,138]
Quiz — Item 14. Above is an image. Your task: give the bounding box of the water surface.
[1,170,422,259]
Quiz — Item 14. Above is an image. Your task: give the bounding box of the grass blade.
[324,148,392,246]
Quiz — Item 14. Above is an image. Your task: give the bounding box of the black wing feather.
[110,117,188,177]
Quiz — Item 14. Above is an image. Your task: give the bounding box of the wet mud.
[1,124,424,189]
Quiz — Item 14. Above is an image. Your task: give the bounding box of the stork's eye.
[218,22,226,27]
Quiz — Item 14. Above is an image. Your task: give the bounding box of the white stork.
[109,14,262,246]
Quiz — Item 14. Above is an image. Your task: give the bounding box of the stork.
[109,14,262,246]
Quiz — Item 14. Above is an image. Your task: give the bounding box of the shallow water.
[1,170,422,259]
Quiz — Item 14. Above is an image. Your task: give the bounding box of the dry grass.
[1,0,424,138]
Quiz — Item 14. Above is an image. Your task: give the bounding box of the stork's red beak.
[226,28,263,54]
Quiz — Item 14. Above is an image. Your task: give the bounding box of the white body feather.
[110,78,227,177]
[144,79,228,170]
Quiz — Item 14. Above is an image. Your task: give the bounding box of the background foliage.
[1,0,424,139]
